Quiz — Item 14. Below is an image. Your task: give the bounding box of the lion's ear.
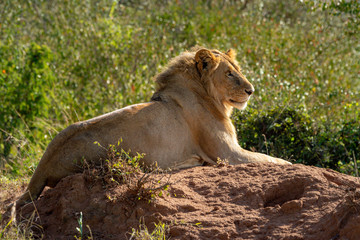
[225,49,236,60]
[195,49,219,74]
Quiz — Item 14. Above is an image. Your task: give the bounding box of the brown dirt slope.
[16,163,360,240]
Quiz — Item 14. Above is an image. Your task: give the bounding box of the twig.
[353,151,358,178]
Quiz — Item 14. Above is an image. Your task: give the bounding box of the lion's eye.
[227,72,234,77]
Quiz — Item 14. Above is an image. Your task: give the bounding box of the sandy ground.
[4,163,360,239]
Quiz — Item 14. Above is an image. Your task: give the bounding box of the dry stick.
[27,191,42,226]
[86,225,93,240]
[353,151,359,178]
[262,134,269,156]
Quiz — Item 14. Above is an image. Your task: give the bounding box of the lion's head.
[154,47,254,117]
[194,48,254,111]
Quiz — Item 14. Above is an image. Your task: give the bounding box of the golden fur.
[15,47,290,208]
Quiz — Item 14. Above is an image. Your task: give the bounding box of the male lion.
[16,47,290,208]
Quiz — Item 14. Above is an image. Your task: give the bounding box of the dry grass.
[0,176,44,239]
[82,142,172,202]
[128,219,170,240]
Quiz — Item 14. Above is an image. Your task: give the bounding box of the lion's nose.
[245,87,254,96]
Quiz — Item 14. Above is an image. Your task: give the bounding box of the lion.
[15,47,290,208]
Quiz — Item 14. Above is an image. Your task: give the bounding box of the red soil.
[17,163,360,239]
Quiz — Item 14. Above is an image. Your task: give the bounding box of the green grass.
[84,143,171,202]
[129,220,170,240]
[0,0,359,177]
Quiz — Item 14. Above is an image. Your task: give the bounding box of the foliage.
[129,220,170,240]
[0,0,359,176]
[336,119,360,176]
[302,0,360,35]
[234,106,360,174]
[0,43,54,174]
[84,143,171,202]
[235,107,316,164]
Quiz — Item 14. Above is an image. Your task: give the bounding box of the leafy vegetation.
[0,0,359,178]
[234,106,359,173]
[129,220,170,240]
[84,142,171,202]
[1,43,54,175]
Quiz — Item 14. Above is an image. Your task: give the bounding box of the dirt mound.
[17,163,360,239]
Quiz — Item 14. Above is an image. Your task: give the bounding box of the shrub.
[335,119,360,176]
[235,107,317,164]
[83,142,171,202]
[234,107,360,175]
[0,43,54,173]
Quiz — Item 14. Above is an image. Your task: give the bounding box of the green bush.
[234,107,360,175]
[303,0,360,35]
[0,43,54,173]
[235,107,318,165]
[335,119,360,175]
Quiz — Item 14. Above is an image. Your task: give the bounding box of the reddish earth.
[16,163,360,239]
